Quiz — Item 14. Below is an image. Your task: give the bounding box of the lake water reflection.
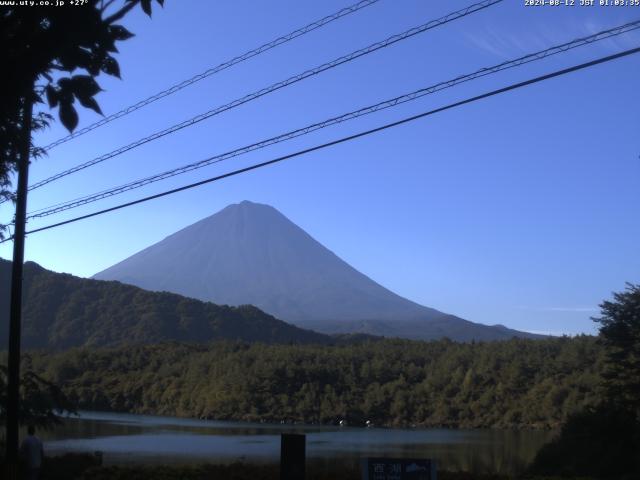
[42,411,554,474]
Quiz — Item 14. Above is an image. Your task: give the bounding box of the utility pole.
[5,86,33,480]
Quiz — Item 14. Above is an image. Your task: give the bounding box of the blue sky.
[2,0,639,335]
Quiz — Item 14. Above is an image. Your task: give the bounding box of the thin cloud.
[464,25,556,59]
[516,306,599,313]
[465,17,640,59]
[544,307,600,313]
[465,29,514,58]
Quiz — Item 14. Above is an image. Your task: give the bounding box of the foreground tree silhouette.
[0,364,77,430]
[1,0,163,210]
[1,1,164,477]
[594,283,640,415]
[529,284,640,479]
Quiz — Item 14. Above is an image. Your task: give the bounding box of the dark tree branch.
[104,0,139,25]
[101,0,119,13]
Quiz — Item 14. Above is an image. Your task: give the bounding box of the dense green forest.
[0,258,607,431]
[23,336,604,429]
[0,259,330,348]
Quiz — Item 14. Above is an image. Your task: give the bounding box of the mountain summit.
[94,201,538,341]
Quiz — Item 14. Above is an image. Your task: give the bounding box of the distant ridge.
[0,258,330,350]
[94,201,541,341]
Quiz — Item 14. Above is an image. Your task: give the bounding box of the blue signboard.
[362,458,436,480]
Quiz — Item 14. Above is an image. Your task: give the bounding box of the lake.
[40,411,555,475]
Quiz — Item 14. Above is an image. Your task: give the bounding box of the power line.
[25,0,503,193]
[41,0,382,152]
[26,20,640,220]
[30,0,501,191]
[4,45,636,243]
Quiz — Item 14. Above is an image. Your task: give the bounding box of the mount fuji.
[93,201,539,341]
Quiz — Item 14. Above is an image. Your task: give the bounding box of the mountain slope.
[94,201,539,341]
[0,259,331,350]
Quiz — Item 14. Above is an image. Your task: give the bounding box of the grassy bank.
[33,456,597,480]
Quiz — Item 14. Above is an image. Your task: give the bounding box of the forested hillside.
[0,259,330,348]
[25,336,604,429]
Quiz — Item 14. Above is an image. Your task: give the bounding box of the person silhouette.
[20,425,44,480]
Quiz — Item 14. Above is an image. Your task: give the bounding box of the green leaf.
[57,78,75,104]
[45,85,58,108]
[59,101,79,132]
[71,75,102,98]
[77,96,103,116]
[101,57,121,78]
[85,58,103,77]
[57,77,72,89]
[141,0,152,16]
[110,24,135,41]
[58,47,92,72]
